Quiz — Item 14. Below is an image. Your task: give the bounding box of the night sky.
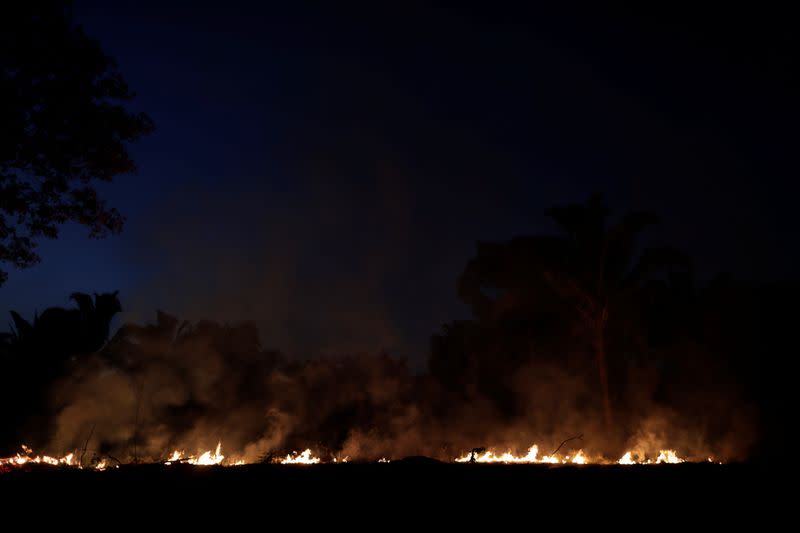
[3,3,797,365]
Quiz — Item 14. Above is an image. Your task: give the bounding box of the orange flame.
[0,445,92,469]
[455,445,567,464]
[164,441,228,465]
[455,444,691,465]
[3,441,705,471]
[616,449,684,465]
[280,449,321,464]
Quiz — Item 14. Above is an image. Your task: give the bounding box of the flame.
[455,444,690,465]
[164,441,226,465]
[3,440,701,471]
[617,451,636,465]
[655,450,684,464]
[194,441,225,465]
[0,445,119,470]
[571,450,587,464]
[617,449,684,464]
[456,444,544,464]
[454,445,567,464]
[280,449,321,464]
[164,450,183,464]
[0,445,78,468]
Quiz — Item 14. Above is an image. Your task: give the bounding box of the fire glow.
[0,445,77,468]
[164,441,236,466]
[0,444,115,471]
[3,441,706,472]
[455,444,687,465]
[281,449,321,464]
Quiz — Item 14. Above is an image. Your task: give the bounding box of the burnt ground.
[0,459,783,525]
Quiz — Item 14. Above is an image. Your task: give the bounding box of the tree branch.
[551,434,584,456]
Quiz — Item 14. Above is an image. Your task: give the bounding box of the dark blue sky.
[3,3,797,365]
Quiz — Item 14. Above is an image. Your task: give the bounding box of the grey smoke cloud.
[46,311,756,463]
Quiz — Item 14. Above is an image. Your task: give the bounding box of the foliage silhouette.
[0,197,794,461]
[432,193,689,428]
[0,274,793,461]
[0,2,153,285]
[0,291,121,447]
[8,291,121,360]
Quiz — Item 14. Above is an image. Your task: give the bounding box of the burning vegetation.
[3,441,705,471]
[0,197,778,471]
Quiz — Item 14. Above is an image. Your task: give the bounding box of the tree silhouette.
[7,291,122,368]
[451,194,688,427]
[0,290,122,448]
[0,2,153,285]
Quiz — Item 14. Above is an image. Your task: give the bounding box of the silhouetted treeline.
[428,198,791,460]
[0,198,794,462]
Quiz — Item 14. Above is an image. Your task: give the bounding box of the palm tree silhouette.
[458,194,688,427]
[8,291,122,365]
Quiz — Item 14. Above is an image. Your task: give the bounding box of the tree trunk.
[595,307,613,428]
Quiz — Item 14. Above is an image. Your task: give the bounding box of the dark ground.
[0,459,782,524]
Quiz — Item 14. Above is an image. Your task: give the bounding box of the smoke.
[121,144,470,365]
[42,308,756,463]
[47,316,424,461]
